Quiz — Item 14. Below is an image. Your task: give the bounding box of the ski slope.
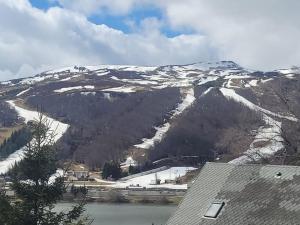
[134,88,195,149]
[0,101,69,174]
[219,88,295,164]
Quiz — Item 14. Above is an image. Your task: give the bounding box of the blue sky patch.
[29,0,186,37]
[29,0,59,11]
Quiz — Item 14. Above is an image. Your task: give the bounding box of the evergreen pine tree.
[0,114,90,225]
[101,161,121,180]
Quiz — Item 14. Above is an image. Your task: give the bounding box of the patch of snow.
[85,65,157,73]
[0,101,69,174]
[286,74,296,79]
[277,69,293,75]
[46,66,79,74]
[103,93,112,101]
[261,78,273,83]
[101,86,137,93]
[96,71,110,76]
[60,75,81,81]
[20,76,46,85]
[16,87,32,97]
[84,85,94,89]
[219,88,297,164]
[226,79,241,88]
[60,77,71,81]
[172,88,195,118]
[0,147,26,175]
[114,167,196,189]
[134,123,170,149]
[248,79,258,87]
[80,92,96,96]
[49,169,64,184]
[201,87,214,97]
[277,67,300,75]
[71,74,81,79]
[122,66,157,72]
[111,76,158,85]
[134,88,195,149]
[224,75,252,79]
[1,81,11,85]
[120,157,137,168]
[54,85,95,93]
[20,74,58,85]
[198,76,218,85]
[229,116,283,165]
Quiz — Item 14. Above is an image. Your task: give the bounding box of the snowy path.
[16,87,32,97]
[219,88,295,164]
[134,88,195,149]
[0,101,69,174]
[229,115,284,165]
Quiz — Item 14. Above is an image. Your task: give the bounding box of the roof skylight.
[204,201,225,218]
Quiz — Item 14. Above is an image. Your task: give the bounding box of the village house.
[66,164,89,181]
[167,162,300,225]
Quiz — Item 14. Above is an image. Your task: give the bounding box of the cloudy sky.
[1,0,300,81]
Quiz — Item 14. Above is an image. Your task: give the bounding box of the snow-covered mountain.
[0,61,299,168]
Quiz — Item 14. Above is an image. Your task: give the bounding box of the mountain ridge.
[0,60,299,168]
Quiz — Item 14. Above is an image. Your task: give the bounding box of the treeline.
[149,88,263,162]
[102,161,140,180]
[26,84,181,167]
[0,101,19,127]
[102,161,122,179]
[0,126,32,158]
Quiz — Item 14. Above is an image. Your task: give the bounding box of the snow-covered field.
[0,101,69,174]
[113,167,196,190]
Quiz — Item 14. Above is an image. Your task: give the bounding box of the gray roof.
[166,162,300,225]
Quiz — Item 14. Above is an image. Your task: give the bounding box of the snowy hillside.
[0,60,299,168]
[0,101,69,174]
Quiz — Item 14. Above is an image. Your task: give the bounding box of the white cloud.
[2,0,300,81]
[151,0,300,70]
[0,0,215,81]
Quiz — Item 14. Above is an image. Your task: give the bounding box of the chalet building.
[66,164,89,181]
[167,162,300,225]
